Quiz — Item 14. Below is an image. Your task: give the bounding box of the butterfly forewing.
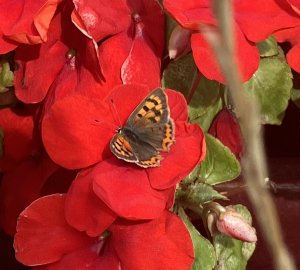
[127,88,170,129]
[131,120,175,151]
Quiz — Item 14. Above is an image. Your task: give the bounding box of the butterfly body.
[110,88,175,168]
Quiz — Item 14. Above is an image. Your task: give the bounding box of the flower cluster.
[1,0,206,269]
[2,0,299,268]
[164,0,300,82]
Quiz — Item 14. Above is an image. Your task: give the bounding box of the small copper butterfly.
[110,88,175,168]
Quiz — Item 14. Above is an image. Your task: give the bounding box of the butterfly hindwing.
[110,133,138,162]
[110,129,162,167]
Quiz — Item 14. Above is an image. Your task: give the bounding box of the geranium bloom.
[163,0,300,83]
[14,0,163,104]
[13,1,103,104]
[0,0,60,54]
[14,194,195,270]
[42,84,206,223]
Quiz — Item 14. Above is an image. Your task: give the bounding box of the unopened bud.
[168,25,191,60]
[216,207,257,242]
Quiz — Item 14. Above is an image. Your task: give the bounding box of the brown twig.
[200,1,296,269]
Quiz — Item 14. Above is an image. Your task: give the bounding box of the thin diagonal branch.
[200,1,296,269]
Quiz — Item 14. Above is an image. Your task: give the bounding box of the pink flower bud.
[168,25,191,60]
[216,208,257,242]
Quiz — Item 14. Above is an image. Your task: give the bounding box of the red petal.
[287,0,300,14]
[71,0,130,42]
[0,34,18,54]
[111,211,194,270]
[127,0,165,56]
[0,108,34,172]
[33,0,61,42]
[286,44,300,74]
[65,167,117,237]
[121,25,161,89]
[275,26,300,73]
[42,94,113,169]
[166,89,188,121]
[14,194,95,266]
[34,243,119,270]
[14,42,67,103]
[92,158,174,219]
[235,0,300,42]
[0,0,59,45]
[163,0,216,30]
[98,32,131,89]
[148,122,206,189]
[191,27,260,83]
[13,8,68,103]
[0,155,58,235]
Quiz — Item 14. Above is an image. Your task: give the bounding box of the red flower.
[0,107,35,172]
[71,0,164,57]
[209,109,243,158]
[13,1,102,104]
[0,0,60,54]
[42,84,205,170]
[42,84,205,222]
[163,0,300,83]
[0,106,77,235]
[13,0,164,104]
[73,0,164,88]
[14,194,194,270]
[274,1,300,73]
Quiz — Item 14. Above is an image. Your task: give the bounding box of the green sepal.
[177,182,226,205]
[257,36,278,57]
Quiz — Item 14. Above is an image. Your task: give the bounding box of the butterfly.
[110,88,175,168]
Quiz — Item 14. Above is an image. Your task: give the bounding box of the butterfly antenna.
[110,99,122,128]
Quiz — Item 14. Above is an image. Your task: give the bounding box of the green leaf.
[177,182,226,205]
[291,88,300,109]
[0,61,14,93]
[243,54,292,125]
[256,36,278,57]
[162,54,223,131]
[178,208,216,270]
[213,205,256,270]
[188,77,223,131]
[0,128,3,158]
[198,134,241,185]
[162,53,198,98]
